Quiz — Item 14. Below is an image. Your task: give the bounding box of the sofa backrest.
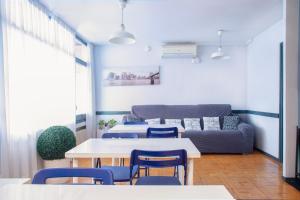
[131,104,232,120]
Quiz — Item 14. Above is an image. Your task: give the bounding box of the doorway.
[279,42,284,163]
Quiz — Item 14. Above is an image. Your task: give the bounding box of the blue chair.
[124,121,147,125]
[146,127,178,138]
[130,149,187,185]
[95,133,139,183]
[146,127,179,176]
[102,133,139,139]
[32,168,113,185]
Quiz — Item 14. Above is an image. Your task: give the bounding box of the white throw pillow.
[145,118,161,125]
[183,118,201,131]
[165,119,182,126]
[203,117,220,131]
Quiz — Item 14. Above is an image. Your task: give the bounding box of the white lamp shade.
[211,50,225,59]
[109,29,136,45]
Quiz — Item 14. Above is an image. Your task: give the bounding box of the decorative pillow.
[145,118,161,125]
[165,119,182,126]
[203,117,220,131]
[223,116,240,130]
[183,118,201,131]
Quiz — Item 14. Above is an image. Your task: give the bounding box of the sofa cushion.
[132,104,232,120]
[184,118,201,131]
[223,116,240,130]
[145,118,161,125]
[165,119,182,126]
[203,117,220,131]
[198,104,232,117]
[183,130,246,153]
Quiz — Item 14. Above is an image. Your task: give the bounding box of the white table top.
[0,185,235,200]
[0,178,30,188]
[108,124,185,133]
[66,138,201,159]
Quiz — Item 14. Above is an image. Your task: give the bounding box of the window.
[0,0,76,177]
[75,37,90,125]
[76,63,88,115]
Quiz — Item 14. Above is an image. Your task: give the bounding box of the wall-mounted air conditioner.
[161,43,198,58]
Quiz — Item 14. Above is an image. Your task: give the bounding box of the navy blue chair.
[32,168,113,185]
[124,121,147,125]
[146,127,178,138]
[102,133,139,139]
[130,149,187,185]
[95,133,139,183]
[146,127,179,176]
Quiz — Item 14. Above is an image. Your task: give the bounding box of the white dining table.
[0,178,30,188]
[65,138,201,185]
[107,124,185,137]
[0,185,235,200]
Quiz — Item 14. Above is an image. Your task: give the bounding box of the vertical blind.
[0,0,76,177]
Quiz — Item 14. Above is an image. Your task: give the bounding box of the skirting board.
[254,147,280,162]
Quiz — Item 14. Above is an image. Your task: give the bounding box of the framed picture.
[103,67,160,86]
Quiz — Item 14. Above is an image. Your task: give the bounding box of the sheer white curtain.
[86,44,96,139]
[0,0,76,178]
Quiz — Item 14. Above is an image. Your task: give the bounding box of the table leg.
[91,158,95,184]
[72,158,78,183]
[112,158,119,166]
[187,159,194,185]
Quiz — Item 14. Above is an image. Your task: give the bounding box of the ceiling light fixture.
[109,0,136,45]
[211,30,230,60]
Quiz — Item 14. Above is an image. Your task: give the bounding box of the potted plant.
[107,119,117,128]
[97,119,118,137]
[37,126,76,170]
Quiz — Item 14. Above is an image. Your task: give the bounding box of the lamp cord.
[121,4,124,26]
[219,32,222,49]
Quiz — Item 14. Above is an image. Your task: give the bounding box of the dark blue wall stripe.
[75,57,88,67]
[232,110,279,118]
[96,111,131,115]
[96,110,279,118]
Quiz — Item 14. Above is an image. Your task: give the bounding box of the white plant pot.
[43,158,71,184]
[97,128,108,138]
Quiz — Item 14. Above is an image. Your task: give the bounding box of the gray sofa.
[124,104,254,154]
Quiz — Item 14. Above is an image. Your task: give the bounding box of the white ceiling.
[41,0,283,46]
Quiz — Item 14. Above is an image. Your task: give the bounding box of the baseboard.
[284,178,300,191]
[254,147,280,162]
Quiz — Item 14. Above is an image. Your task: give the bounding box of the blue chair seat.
[135,176,181,185]
[95,165,138,182]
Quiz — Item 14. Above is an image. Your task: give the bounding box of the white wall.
[93,19,286,163]
[246,20,283,158]
[94,45,247,112]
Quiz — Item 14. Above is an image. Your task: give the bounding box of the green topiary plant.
[37,126,76,160]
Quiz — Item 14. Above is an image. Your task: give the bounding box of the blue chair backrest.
[32,168,114,185]
[102,133,138,139]
[130,149,187,184]
[146,127,178,138]
[124,121,147,125]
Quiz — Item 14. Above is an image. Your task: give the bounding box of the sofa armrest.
[238,122,255,153]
